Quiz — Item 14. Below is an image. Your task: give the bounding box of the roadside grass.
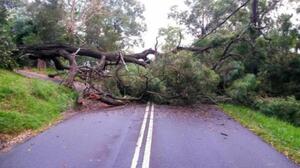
[220,104,300,164]
[0,70,77,135]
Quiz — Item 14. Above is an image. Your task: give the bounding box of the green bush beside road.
[256,97,300,126]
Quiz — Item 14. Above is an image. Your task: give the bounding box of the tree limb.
[198,0,251,40]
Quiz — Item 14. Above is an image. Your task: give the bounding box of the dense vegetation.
[0,70,76,134]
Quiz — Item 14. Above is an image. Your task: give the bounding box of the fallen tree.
[19,44,158,105]
[17,0,260,106]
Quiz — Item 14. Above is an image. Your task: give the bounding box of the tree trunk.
[37,59,46,70]
[20,43,158,105]
[251,0,258,27]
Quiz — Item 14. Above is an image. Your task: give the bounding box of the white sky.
[135,0,299,52]
[135,0,186,52]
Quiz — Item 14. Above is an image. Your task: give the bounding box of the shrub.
[219,61,245,87]
[226,74,258,105]
[117,65,153,97]
[0,8,17,69]
[150,51,220,105]
[256,96,300,126]
[0,24,17,69]
[260,56,300,99]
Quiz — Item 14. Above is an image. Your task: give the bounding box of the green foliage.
[110,52,220,105]
[105,64,167,103]
[221,104,300,164]
[118,65,151,97]
[9,0,146,51]
[256,97,300,126]
[0,9,17,69]
[158,26,183,51]
[26,0,67,43]
[0,70,77,134]
[0,30,16,69]
[146,77,168,104]
[85,0,146,50]
[151,52,220,105]
[226,74,258,104]
[171,1,299,96]
[261,55,300,99]
[169,0,244,36]
[0,0,299,110]
[219,61,245,87]
[13,18,40,45]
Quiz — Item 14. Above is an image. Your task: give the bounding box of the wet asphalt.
[0,104,299,168]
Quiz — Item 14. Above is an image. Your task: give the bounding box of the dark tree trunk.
[251,0,259,27]
[22,44,157,67]
[37,59,46,70]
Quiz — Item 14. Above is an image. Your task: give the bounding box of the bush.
[117,65,153,97]
[150,51,220,105]
[219,61,245,87]
[260,56,300,99]
[256,96,300,126]
[0,24,17,69]
[226,74,258,105]
[0,7,17,69]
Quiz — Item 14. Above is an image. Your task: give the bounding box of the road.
[0,103,298,168]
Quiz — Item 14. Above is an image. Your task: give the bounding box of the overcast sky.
[135,0,299,52]
[135,0,185,51]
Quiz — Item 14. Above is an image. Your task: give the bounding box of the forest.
[0,0,300,125]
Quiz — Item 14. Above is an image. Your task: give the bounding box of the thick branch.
[173,46,213,54]
[21,44,157,67]
[198,0,251,40]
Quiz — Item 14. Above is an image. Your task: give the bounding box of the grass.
[0,70,77,135]
[220,104,300,164]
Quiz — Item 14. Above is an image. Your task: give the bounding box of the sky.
[135,0,186,52]
[135,0,299,52]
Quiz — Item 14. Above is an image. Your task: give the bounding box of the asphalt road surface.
[0,103,299,168]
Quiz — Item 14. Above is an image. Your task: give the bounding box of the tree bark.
[21,44,157,67]
[251,0,258,27]
[37,59,46,70]
[19,43,158,106]
[58,49,78,88]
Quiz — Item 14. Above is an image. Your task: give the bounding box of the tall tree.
[84,0,146,51]
[63,0,103,43]
[169,0,248,37]
[26,0,67,43]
